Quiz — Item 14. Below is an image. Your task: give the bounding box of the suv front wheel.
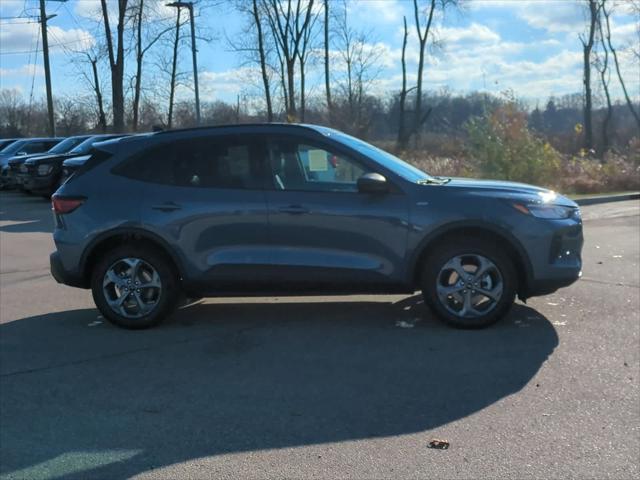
[421,238,517,328]
[91,245,180,329]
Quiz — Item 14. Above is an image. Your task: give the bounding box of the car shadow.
[0,191,53,234]
[0,296,557,479]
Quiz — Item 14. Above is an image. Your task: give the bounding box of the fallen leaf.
[428,439,450,450]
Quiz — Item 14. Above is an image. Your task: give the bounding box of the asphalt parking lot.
[0,191,638,480]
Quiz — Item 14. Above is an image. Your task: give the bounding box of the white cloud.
[438,22,501,44]
[199,67,262,100]
[0,22,95,54]
[0,64,44,77]
[350,0,403,23]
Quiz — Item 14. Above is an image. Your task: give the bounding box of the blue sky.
[1,0,638,109]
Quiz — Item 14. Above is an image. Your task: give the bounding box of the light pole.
[167,2,200,126]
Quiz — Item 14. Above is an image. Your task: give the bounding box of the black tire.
[421,237,517,329]
[91,245,180,329]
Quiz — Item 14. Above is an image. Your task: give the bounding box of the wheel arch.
[80,228,185,287]
[409,222,533,296]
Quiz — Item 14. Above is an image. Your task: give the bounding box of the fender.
[80,226,187,282]
[407,219,534,287]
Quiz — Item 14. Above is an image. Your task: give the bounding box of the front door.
[264,136,411,292]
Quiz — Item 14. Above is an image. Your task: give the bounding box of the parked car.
[23,134,127,197]
[4,138,64,189]
[13,135,93,192]
[60,154,91,184]
[50,124,583,329]
[0,138,21,151]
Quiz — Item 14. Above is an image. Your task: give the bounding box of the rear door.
[119,134,270,291]
[264,135,411,291]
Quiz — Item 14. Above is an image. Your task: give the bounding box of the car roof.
[153,123,329,137]
[13,137,62,143]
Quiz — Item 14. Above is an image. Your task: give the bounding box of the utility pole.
[39,0,56,136]
[167,2,200,125]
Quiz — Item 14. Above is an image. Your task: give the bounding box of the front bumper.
[0,166,17,188]
[520,218,583,298]
[23,174,56,193]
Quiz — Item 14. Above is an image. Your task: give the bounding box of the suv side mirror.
[357,172,389,194]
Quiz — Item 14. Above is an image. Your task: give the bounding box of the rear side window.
[22,141,55,154]
[115,136,264,190]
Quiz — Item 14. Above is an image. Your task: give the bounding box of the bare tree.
[333,4,381,135]
[397,0,456,148]
[601,0,640,129]
[397,16,410,149]
[168,7,182,129]
[296,6,320,122]
[579,0,599,150]
[595,3,612,155]
[229,0,275,121]
[262,0,316,121]
[100,0,129,132]
[413,0,437,143]
[87,53,108,132]
[323,0,332,116]
[252,0,273,121]
[131,0,174,131]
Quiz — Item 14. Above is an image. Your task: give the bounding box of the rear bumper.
[50,251,86,288]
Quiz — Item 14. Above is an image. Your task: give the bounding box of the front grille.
[26,164,37,175]
[19,164,27,173]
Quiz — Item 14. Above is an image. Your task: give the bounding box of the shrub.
[465,103,561,186]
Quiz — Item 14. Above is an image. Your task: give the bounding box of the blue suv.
[50,124,583,329]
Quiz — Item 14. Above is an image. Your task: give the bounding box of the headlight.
[512,203,575,219]
[37,164,53,176]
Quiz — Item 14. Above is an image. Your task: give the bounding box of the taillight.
[51,195,85,214]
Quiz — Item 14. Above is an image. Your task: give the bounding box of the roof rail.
[154,122,322,136]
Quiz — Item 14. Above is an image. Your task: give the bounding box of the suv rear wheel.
[421,238,516,328]
[91,245,180,329]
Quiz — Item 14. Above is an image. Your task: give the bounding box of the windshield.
[47,136,87,154]
[0,139,29,155]
[327,129,437,183]
[69,136,107,154]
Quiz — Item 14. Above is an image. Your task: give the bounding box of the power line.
[0,35,94,55]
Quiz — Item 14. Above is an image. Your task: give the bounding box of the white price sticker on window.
[308,149,328,172]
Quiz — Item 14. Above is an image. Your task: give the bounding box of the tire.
[91,245,180,329]
[421,237,517,329]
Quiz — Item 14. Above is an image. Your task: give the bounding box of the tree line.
[0,0,638,156]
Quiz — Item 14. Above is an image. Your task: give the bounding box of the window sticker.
[308,149,328,171]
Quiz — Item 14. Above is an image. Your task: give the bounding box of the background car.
[3,138,63,189]
[23,134,127,197]
[0,138,21,151]
[50,124,583,330]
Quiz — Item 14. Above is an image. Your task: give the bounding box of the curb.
[575,193,640,206]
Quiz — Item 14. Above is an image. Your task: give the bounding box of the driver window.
[268,140,367,192]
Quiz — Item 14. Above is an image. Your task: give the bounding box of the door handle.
[151,202,182,212]
[278,205,309,215]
